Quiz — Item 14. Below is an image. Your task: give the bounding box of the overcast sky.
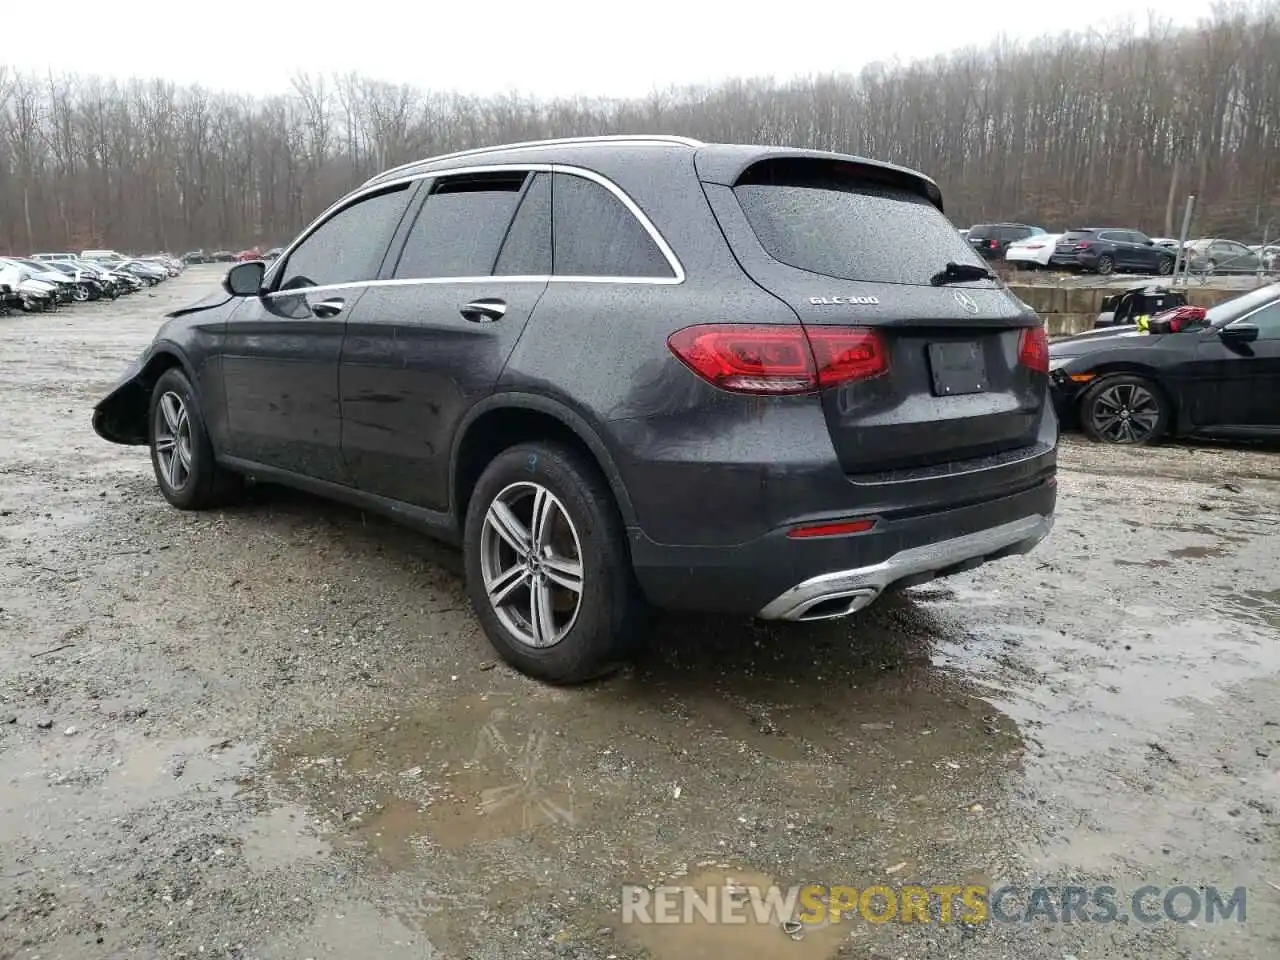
[11,0,1213,99]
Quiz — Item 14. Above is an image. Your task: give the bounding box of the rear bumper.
[628,471,1057,617]
[1049,252,1097,269]
[758,513,1052,621]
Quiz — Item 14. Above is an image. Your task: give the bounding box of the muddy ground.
[1,266,1278,959]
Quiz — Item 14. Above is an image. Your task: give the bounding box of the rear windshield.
[1059,231,1096,242]
[734,171,988,285]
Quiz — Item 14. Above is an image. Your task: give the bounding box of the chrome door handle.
[312,298,345,318]
[460,298,507,323]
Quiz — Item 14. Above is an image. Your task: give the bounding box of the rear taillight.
[1074,242,1091,250]
[1018,326,1049,374]
[666,325,890,395]
[807,328,890,386]
[989,240,998,249]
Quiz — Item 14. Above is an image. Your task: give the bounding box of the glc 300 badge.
[809,296,880,305]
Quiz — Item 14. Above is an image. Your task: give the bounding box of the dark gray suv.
[93,135,1058,683]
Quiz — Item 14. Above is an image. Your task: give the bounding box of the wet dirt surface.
[2,266,1279,959]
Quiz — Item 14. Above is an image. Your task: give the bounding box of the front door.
[1184,300,1280,429]
[340,170,552,509]
[219,182,417,482]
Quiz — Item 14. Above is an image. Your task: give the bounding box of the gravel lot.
[2,266,1278,959]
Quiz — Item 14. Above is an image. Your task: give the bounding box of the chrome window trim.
[362,135,703,188]
[265,162,684,296]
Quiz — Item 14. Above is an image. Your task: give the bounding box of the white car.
[1005,233,1062,269]
[0,260,60,310]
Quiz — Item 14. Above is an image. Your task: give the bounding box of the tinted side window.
[552,173,673,278]
[1241,302,1280,340]
[394,173,526,279]
[277,185,412,290]
[494,173,551,276]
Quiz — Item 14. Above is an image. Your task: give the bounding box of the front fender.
[92,342,195,445]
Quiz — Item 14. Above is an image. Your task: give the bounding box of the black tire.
[463,441,644,684]
[1096,254,1116,275]
[1079,374,1170,445]
[147,368,242,509]
[1157,257,1174,276]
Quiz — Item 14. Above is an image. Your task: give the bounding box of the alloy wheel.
[73,284,90,302]
[154,391,193,490]
[479,481,585,648]
[1090,383,1161,443]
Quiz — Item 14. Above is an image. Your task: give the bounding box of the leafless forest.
[1,3,1278,254]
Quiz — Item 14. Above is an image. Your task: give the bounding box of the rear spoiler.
[693,146,944,211]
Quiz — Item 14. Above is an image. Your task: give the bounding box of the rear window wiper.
[930,261,996,286]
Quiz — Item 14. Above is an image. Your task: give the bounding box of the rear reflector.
[1017,326,1049,374]
[787,518,877,539]
[667,324,889,395]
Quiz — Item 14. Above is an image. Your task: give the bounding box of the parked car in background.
[182,250,210,264]
[0,259,60,311]
[234,248,262,262]
[91,135,1057,683]
[209,251,236,263]
[116,259,169,285]
[81,249,128,264]
[1184,239,1261,274]
[1048,228,1175,276]
[26,258,109,301]
[1005,233,1062,269]
[1049,282,1280,444]
[1,258,77,303]
[1150,237,1183,252]
[968,223,1046,260]
[262,247,284,261]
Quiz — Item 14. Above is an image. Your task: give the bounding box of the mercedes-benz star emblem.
[953,291,980,314]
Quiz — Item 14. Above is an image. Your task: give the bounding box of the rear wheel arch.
[450,395,637,531]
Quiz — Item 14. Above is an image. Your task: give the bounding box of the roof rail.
[362,135,704,187]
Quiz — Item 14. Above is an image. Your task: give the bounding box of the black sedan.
[1049,283,1280,444]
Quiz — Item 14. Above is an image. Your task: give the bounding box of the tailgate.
[700,159,1046,475]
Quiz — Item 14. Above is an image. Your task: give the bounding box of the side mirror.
[1220,323,1259,345]
[224,260,265,297]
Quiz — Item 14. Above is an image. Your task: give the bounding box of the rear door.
[700,160,1046,478]
[338,169,551,510]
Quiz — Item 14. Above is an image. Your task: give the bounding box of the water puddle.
[0,733,256,841]
[252,899,437,959]
[238,802,333,870]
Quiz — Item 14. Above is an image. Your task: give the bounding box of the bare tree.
[0,0,1277,253]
